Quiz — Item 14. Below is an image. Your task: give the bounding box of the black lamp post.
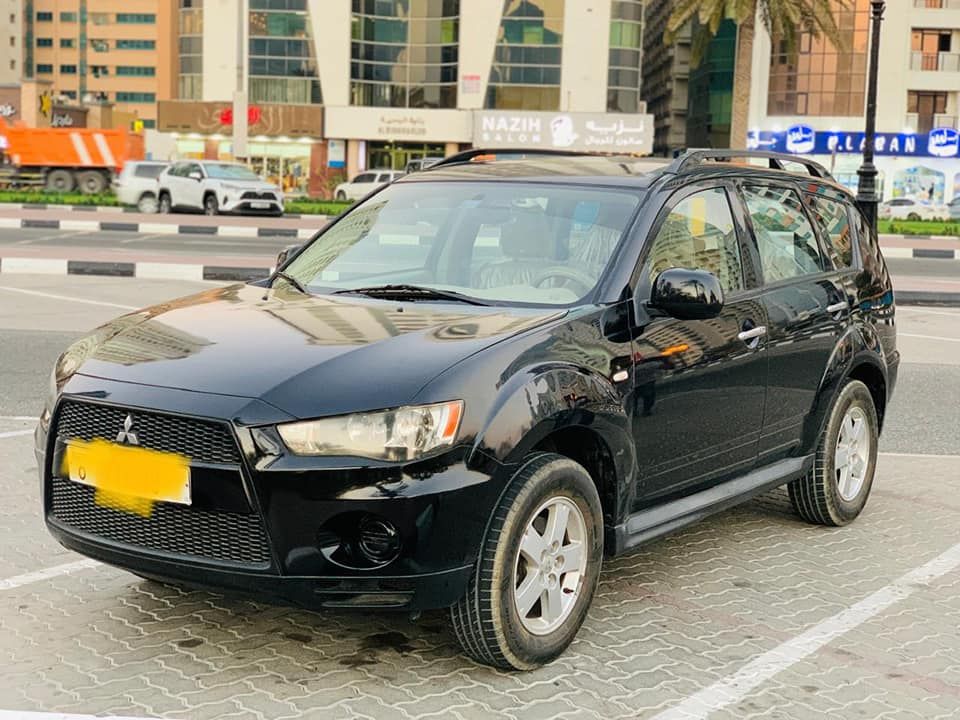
[856,0,885,231]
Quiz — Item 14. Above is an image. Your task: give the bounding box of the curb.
[0,216,319,240]
[0,202,318,219]
[0,256,270,282]
[895,291,960,306]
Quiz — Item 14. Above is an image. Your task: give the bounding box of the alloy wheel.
[513,496,588,635]
[835,405,871,501]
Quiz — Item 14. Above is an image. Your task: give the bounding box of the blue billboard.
[748,125,960,159]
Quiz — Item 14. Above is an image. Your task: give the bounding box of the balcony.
[910,51,960,72]
[906,112,959,132]
[913,0,960,8]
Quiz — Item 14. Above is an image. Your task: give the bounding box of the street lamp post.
[856,0,885,231]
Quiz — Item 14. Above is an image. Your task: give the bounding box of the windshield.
[204,163,261,181]
[282,182,641,306]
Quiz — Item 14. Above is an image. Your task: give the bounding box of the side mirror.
[188,171,202,181]
[275,243,302,269]
[649,268,724,320]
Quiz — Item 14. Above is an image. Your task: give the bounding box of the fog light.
[357,515,401,564]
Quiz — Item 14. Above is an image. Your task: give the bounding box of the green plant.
[0,190,119,206]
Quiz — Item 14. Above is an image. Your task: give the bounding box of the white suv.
[114,161,168,213]
[333,170,403,201]
[157,161,284,216]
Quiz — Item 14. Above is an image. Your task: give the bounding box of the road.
[1,273,959,719]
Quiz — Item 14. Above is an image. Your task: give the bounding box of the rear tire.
[789,379,879,526]
[335,190,347,201]
[158,192,172,214]
[137,193,158,213]
[203,193,219,216]
[77,170,107,195]
[450,453,603,670]
[45,169,74,193]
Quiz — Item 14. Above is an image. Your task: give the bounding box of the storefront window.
[893,166,945,205]
[368,141,446,170]
[249,5,322,105]
[768,0,869,117]
[178,1,203,100]
[486,0,564,111]
[350,0,460,109]
[606,0,643,113]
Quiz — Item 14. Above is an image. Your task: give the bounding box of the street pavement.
[1,274,959,719]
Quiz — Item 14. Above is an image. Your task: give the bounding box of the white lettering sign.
[475,111,653,155]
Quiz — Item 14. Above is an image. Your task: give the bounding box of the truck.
[0,120,144,194]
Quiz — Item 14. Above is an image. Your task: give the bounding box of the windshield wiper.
[271,271,309,295]
[332,284,488,306]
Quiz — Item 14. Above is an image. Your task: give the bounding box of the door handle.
[826,301,849,314]
[737,325,767,342]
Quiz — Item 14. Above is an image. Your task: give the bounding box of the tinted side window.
[742,185,825,283]
[134,164,164,179]
[353,173,375,183]
[186,163,203,177]
[377,173,393,183]
[167,164,184,177]
[808,195,854,268]
[646,188,744,293]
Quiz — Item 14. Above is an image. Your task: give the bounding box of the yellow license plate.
[62,438,190,518]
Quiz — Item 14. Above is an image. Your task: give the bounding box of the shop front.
[324,107,472,177]
[156,101,328,196]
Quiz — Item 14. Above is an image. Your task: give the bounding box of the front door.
[737,183,853,465]
[181,162,206,208]
[630,184,768,505]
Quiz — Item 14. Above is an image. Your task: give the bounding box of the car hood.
[221,179,278,192]
[68,283,563,418]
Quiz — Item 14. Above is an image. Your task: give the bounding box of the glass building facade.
[350,0,459,108]
[249,0,322,105]
[178,0,202,100]
[485,0,564,111]
[606,0,643,113]
[686,19,735,149]
[767,0,869,117]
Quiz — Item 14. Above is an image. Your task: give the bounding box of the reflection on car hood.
[69,283,563,418]
[220,179,278,191]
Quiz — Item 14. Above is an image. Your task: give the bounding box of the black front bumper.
[39,379,508,612]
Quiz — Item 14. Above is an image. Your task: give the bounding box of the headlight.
[276,401,463,461]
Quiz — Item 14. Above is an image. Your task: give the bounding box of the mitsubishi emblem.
[116,414,139,445]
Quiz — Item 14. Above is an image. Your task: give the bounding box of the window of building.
[178,3,203,99]
[60,64,78,75]
[37,64,53,73]
[248,4,321,104]
[9,60,14,70]
[90,13,110,25]
[9,36,14,47]
[742,185,825,282]
[646,188,744,294]
[607,0,643,112]
[60,12,78,22]
[37,12,53,21]
[141,119,156,129]
[486,0,563,111]
[117,14,156,24]
[90,65,109,78]
[908,91,948,134]
[349,0,459,109]
[911,29,953,71]
[37,38,53,47]
[60,38,76,48]
[89,39,108,52]
[767,0,869,117]
[61,90,77,99]
[116,66,156,77]
[116,92,156,103]
[117,39,156,50]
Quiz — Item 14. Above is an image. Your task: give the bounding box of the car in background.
[157,161,284,216]
[114,161,168,213]
[879,197,949,221]
[333,169,403,201]
[948,196,960,222]
[404,157,444,173]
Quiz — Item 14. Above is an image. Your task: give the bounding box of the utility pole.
[856,1,885,232]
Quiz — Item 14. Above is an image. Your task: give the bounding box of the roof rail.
[668,149,833,180]
[427,147,592,169]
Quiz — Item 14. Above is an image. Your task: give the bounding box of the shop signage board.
[749,124,960,158]
[324,107,473,143]
[474,110,654,154]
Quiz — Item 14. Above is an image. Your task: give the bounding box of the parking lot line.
[899,332,960,343]
[880,451,960,460]
[0,285,138,310]
[0,430,32,439]
[0,415,36,421]
[0,712,157,720]
[0,559,99,591]
[650,540,960,720]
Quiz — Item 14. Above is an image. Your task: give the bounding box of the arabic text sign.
[749,125,959,159]
[475,111,654,155]
[324,107,473,142]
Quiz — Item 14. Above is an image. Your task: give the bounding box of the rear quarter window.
[133,164,164,179]
[807,195,854,269]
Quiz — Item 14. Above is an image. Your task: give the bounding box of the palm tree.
[666,0,849,149]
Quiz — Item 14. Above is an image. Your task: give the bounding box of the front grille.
[240,191,275,200]
[51,477,272,565]
[56,401,240,465]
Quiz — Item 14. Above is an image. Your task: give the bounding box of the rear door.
[182,162,206,209]
[630,183,769,503]
[738,182,853,465]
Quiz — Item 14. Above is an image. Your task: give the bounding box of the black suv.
[38,149,898,670]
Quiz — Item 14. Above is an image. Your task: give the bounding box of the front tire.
[137,193,158,213]
[450,453,603,670]
[335,190,347,201]
[203,193,219,216]
[158,192,172,214]
[789,379,879,526]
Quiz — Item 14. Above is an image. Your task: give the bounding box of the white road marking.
[897,307,960,317]
[880,451,960,460]
[0,257,68,274]
[0,415,37,421]
[0,285,137,310]
[899,332,960,343]
[0,429,33,439]
[651,541,960,720]
[880,247,913,258]
[0,559,99,591]
[0,711,156,720]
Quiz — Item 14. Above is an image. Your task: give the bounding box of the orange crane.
[0,119,144,194]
